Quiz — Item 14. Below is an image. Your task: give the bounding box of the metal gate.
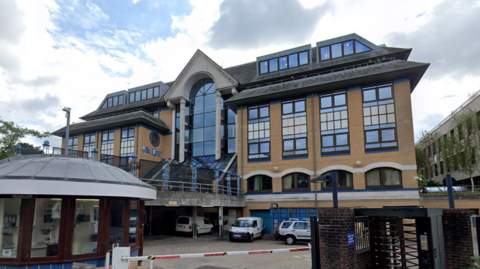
[370,217,419,268]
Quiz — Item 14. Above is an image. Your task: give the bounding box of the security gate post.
[310,216,321,269]
[112,247,130,269]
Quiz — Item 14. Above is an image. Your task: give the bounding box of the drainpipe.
[240,106,244,191]
[311,96,318,210]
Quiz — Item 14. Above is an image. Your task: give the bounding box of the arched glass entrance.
[189,78,216,157]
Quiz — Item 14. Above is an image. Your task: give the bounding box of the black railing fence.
[355,216,370,252]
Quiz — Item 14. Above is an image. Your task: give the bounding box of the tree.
[416,130,441,180]
[448,109,480,192]
[0,119,50,160]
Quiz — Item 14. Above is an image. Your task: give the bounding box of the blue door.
[250,210,271,234]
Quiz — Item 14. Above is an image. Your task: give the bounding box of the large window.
[362,84,397,151]
[83,133,96,156]
[320,170,353,190]
[224,106,236,154]
[319,40,371,61]
[320,91,349,154]
[120,127,135,156]
[282,173,310,192]
[282,98,307,158]
[189,78,216,157]
[67,136,78,155]
[101,95,124,109]
[31,198,63,258]
[365,168,402,188]
[259,50,309,75]
[0,198,21,259]
[129,201,138,246]
[72,199,99,255]
[129,87,160,103]
[248,105,270,160]
[108,200,125,250]
[247,175,272,193]
[101,130,115,165]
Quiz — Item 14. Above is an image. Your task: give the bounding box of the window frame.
[282,173,310,192]
[247,175,273,193]
[281,98,308,158]
[319,40,371,61]
[362,83,398,151]
[365,168,403,189]
[247,104,271,160]
[319,91,350,154]
[258,50,310,75]
[320,170,354,190]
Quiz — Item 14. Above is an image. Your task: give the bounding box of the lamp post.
[311,172,339,209]
[62,107,71,155]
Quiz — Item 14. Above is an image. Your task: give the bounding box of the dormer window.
[129,87,160,103]
[258,50,310,75]
[319,40,371,61]
[101,95,124,109]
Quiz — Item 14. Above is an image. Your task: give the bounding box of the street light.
[311,172,338,209]
[62,107,71,155]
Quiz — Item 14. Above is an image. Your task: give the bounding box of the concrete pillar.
[215,91,222,160]
[179,99,186,163]
[192,206,198,239]
[170,104,176,160]
[218,206,224,239]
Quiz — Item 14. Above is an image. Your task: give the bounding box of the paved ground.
[142,234,312,269]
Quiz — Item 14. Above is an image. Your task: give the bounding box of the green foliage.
[461,256,480,269]
[0,119,50,160]
[418,179,442,188]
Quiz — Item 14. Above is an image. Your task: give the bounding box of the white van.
[175,216,214,235]
[228,217,264,242]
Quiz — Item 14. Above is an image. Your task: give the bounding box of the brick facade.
[355,251,371,269]
[317,208,356,269]
[443,209,475,269]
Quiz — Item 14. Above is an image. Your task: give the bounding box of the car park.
[277,219,311,245]
[175,216,214,235]
[228,217,264,242]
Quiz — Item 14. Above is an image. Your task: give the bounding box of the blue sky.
[1,0,480,148]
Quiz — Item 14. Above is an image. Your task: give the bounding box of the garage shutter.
[250,210,271,234]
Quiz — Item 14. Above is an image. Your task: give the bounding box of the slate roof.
[52,110,170,137]
[0,155,155,190]
[225,59,429,109]
[81,96,167,120]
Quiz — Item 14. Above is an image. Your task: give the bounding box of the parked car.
[277,219,311,245]
[229,217,264,242]
[175,216,214,235]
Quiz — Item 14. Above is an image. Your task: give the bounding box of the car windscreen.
[177,217,189,224]
[234,220,254,227]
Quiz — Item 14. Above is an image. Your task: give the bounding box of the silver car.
[277,219,311,245]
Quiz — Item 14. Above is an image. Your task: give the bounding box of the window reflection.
[331,43,342,58]
[108,200,125,250]
[0,198,21,258]
[73,199,99,255]
[31,198,63,257]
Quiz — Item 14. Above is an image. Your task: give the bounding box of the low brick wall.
[318,208,356,269]
[443,209,475,269]
[356,250,371,269]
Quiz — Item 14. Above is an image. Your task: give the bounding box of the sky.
[1,0,480,149]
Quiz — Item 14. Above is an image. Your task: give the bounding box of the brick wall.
[443,209,475,269]
[318,208,356,269]
[356,250,371,269]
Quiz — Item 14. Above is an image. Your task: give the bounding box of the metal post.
[446,173,455,209]
[193,207,198,239]
[227,172,232,195]
[63,107,71,155]
[219,206,224,239]
[105,251,110,269]
[310,217,321,269]
[332,172,338,209]
[192,165,197,192]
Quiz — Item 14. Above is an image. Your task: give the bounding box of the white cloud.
[1,0,478,150]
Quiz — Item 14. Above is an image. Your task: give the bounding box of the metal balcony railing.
[143,179,243,196]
